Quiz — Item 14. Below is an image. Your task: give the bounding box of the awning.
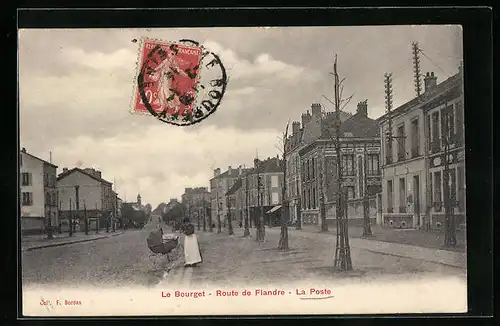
[266,205,282,214]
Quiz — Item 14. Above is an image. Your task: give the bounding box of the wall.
[57,171,102,211]
[20,152,44,218]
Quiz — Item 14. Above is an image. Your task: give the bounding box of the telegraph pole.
[332,55,353,271]
[69,198,73,237]
[256,167,265,242]
[362,143,373,237]
[227,196,234,235]
[84,201,88,235]
[412,41,423,97]
[279,123,290,250]
[443,99,457,247]
[244,170,250,237]
[202,201,207,232]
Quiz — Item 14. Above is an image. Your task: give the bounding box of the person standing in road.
[182,218,202,268]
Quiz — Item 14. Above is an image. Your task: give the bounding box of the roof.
[377,71,461,123]
[334,112,380,138]
[21,150,58,168]
[226,178,242,196]
[212,167,253,180]
[57,167,112,185]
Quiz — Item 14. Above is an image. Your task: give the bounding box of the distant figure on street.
[182,218,202,267]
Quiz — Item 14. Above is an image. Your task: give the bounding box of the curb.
[21,232,125,252]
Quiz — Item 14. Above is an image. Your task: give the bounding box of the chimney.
[356,100,368,117]
[301,110,312,126]
[424,72,438,92]
[228,165,232,175]
[214,168,221,178]
[63,167,68,173]
[238,165,242,176]
[276,155,280,167]
[21,147,26,153]
[254,158,260,168]
[311,103,322,117]
[292,121,300,135]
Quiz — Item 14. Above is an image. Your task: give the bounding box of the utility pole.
[69,198,73,237]
[244,170,250,237]
[362,143,373,237]
[84,201,88,235]
[256,167,265,242]
[278,122,290,251]
[332,55,353,271]
[227,196,234,235]
[202,200,206,232]
[412,41,423,97]
[443,99,457,247]
[319,147,328,232]
[74,185,80,235]
[95,203,99,234]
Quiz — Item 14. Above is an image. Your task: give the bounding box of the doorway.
[413,175,420,226]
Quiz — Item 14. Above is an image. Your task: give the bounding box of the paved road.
[22,223,466,290]
[21,223,176,288]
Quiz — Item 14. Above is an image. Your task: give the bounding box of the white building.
[57,167,114,231]
[20,148,58,235]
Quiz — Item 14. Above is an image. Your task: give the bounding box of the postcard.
[19,24,466,316]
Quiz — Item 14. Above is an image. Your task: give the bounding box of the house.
[298,101,382,228]
[20,148,58,235]
[210,165,247,227]
[226,178,243,224]
[378,65,465,230]
[57,167,114,231]
[285,103,352,227]
[245,156,284,227]
[181,187,211,225]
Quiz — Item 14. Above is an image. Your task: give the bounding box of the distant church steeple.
[137,193,142,206]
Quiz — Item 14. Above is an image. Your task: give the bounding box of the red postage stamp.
[132,38,228,126]
[134,39,202,117]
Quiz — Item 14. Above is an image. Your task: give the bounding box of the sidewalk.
[21,230,125,252]
[265,226,466,269]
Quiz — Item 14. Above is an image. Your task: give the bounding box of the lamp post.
[217,201,222,233]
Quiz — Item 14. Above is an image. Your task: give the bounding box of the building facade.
[285,103,352,227]
[181,187,211,225]
[379,67,465,230]
[298,101,382,228]
[20,148,59,234]
[57,167,114,231]
[209,166,245,227]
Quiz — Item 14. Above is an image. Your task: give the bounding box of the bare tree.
[321,55,353,271]
[276,121,291,251]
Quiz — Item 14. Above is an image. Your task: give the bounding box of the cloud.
[24,125,281,207]
[61,47,137,71]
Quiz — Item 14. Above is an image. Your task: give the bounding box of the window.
[449,168,457,203]
[434,171,442,212]
[347,186,355,199]
[342,154,355,176]
[426,115,431,152]
[301,162,305,180]
[399,178,406,213]
[312,188,316,208]
[457,165,465,212]
[411,118,420,158]
[397,124,406,161]
[271,192,279,205]
[431,112,441,153]
[303,189,307,209]
[441,105,455,146]
[387,180,393,213]
[455,101,464,146]
[21,172,32,186]
[307,189,311,209]
[311,158,315,179]
[22,192,33,206]
[271,175,279,188]
[45,192,51,206]
[19,153,22,166]
[367,154,380,175]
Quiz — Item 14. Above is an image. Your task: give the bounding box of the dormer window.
[343,132,353,137]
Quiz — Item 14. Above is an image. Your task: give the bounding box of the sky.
[19,25,463,208]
